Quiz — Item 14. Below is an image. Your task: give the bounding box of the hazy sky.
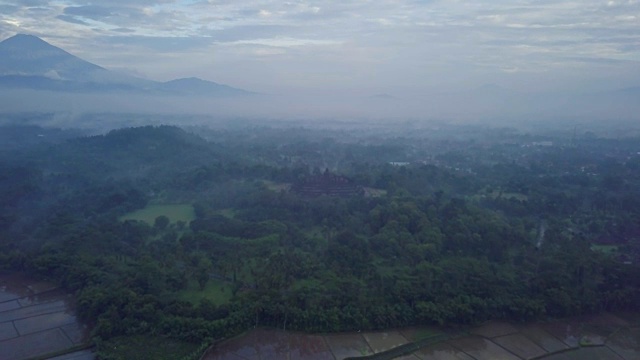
[1,1,639,96]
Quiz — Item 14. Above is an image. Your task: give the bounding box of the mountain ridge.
[0,33,252,96]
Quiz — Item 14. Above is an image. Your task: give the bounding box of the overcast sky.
[1,0,639,97]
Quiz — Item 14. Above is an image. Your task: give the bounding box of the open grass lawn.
[262,180,291,192]
[237,260,258,285]
[176,279,232,306]
[120,204,196,225]
[100,335,200,360]
[363,187,387,197]
[215,208,236,218]
[591,244,619,255]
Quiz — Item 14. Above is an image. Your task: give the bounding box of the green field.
[591,244,619,255]
[215,208,236,218]
[177,279,233,306]
[363,187,387,197]
[120,204,196,225]
[262,180,291,192]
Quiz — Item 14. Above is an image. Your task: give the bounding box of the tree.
[154,215,170,230]
[196,256,213,291]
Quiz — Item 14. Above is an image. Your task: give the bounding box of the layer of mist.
[1,88,638,130]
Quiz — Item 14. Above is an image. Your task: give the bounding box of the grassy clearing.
[262,180,290,192]
[215,208,236,218]
[120,204,196,225]
[591,244,619,255]
[99,335,200,360]
[363,187,387,197]
[237,258,260,285]
[176,279,232,306]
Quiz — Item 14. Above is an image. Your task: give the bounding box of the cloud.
[64,5,116,19]
[112,27,135,33]
[21,0,54,5]
[0,4,19,15]
[56,14,89,26]
[95,35,213,52]
[65,0,175,6]
[227,37,341,47]
[0,0,638,95]
[205,24,306,42]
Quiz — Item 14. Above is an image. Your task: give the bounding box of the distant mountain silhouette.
[0,34,104,81]
[158,77,255,96]
[0,34,252,96]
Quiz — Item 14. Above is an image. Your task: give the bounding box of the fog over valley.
[1,2,640,360]
[2,84,640,126]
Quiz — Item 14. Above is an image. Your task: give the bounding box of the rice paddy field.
[0,273,92,360]
[203,313,640,360]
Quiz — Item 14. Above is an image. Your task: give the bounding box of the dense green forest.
[1,123,639,359]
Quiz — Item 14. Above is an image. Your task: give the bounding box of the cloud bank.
[0,0,638,97]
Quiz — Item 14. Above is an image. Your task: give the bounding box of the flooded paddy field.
[202,313,640,360]
[0,273,92,360]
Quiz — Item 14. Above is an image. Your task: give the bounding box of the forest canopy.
[1,123,639,358]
